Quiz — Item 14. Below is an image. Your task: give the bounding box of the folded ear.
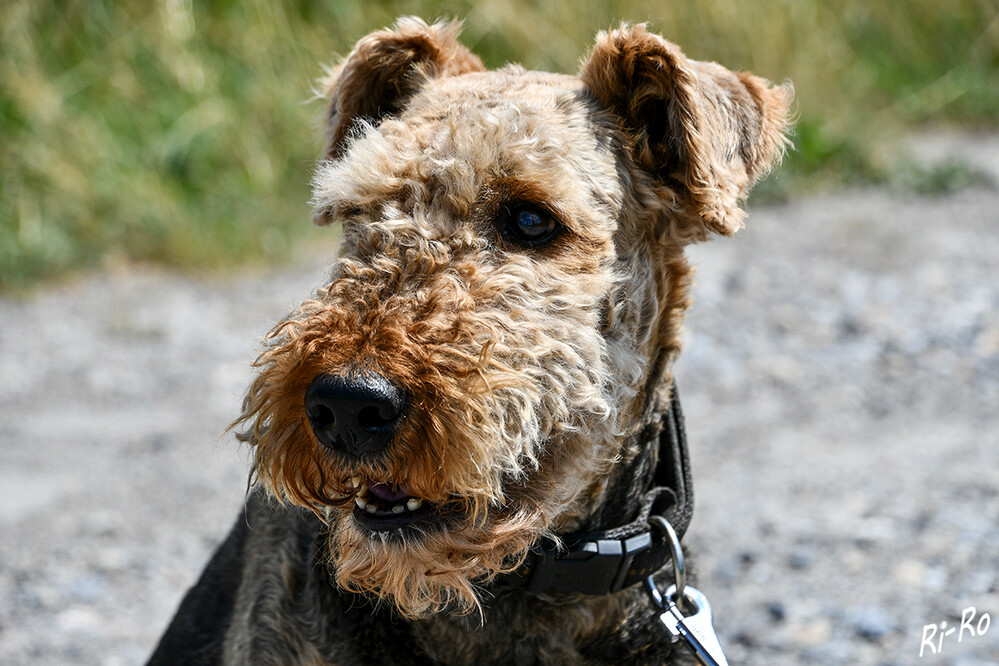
[580,24,792,239]
[315,18,485,224]
[321,17,484,161]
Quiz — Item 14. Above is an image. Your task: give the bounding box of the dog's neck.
[582,416,666,532]
[569,347,689,534]
[485,382,693,601]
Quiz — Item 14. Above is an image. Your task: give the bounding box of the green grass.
[2,0,997,290]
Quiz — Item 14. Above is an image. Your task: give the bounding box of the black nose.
[304,372,406,457]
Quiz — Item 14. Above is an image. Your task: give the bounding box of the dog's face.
[237,19,790,617]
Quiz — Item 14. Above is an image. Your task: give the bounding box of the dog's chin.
[328,481,550,618]
[330,510,487,618]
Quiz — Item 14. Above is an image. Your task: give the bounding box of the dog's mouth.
[349,476,442,531]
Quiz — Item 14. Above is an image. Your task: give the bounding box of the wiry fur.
[152,18,791,665]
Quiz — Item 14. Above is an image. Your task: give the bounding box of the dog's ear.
[580,24,792,239]
[319,17,484,156]
[314,18,484,225]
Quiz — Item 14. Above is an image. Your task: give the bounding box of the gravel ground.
[1,134,997,665]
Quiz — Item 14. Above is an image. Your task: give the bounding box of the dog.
[148,18,791,665]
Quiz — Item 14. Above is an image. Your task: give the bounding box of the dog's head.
[237,18,791,617]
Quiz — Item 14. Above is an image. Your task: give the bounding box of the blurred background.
[2,0,997,291]
[1,2,998,665]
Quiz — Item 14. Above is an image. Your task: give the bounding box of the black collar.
[496,385,694,596]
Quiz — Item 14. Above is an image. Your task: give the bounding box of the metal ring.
[647,515,686,605]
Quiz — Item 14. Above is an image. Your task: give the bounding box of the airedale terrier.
[149,19,790,665]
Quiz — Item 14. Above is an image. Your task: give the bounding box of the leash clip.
[644,517,730,666]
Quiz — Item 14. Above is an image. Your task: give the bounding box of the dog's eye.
[502,205,561,247]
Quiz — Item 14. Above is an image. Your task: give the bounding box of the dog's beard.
[327,499,550,618]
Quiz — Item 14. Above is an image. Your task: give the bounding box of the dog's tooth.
[350,476,362,488]
[354,496,368,510]
[365,504,377,514]
[392,504,405,514]
[406,498,422,512]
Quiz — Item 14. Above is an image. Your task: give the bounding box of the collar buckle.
[520,531,654,596]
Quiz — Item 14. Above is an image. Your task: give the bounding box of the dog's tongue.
[367,482,412,502]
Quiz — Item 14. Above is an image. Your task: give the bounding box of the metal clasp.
[644,517,730,666]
